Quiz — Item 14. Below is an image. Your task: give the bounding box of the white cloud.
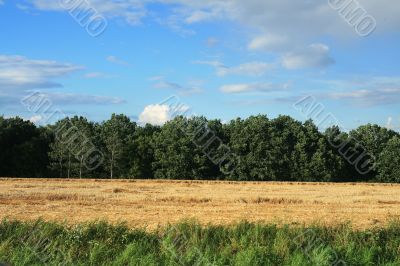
[45,92,125,105]
[279,76,400,107]
[29,115,43,124]
[138,104,170,125]
[156,14,195,36]
[0,55,125,108]
[174,1,399,37]
[106,56,130,66]
[184,9,219,24]
[168,1,398,69]
[0,55,83,91]
[148,75,164,81]
[28,0,146,25]
[1,91,126,110]
[206,37,218,47]
[193,60,225,68]
[248,34,289,52]
[24,0,400,72]
[217,62,274,76]
[151,77,203,95]
[25,1,400,39]
[282,43,335,69]
[220,82,289,94]
[194,60,274,76]
[327,88,400,106]
[386,116,394,130]
[139,100,192,125]
[84,72,114,79]
[25,91,126,105]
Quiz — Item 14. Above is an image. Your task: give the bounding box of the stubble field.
[1,178,399,229]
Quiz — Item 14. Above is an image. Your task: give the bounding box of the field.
[1,178,400,229]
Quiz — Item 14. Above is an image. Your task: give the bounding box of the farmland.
[1,178,399,229]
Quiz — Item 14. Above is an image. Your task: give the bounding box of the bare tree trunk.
[67,153,71,179]
[59,150,64,178]
[110,160,113,179]
[110,150,114,179]
[59,158,63,178]
[79,155,83,179]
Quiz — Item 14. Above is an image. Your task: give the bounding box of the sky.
[0,0,399,131]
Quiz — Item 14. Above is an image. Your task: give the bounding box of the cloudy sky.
[0,0,399,130]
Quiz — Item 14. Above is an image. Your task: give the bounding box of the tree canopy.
[0,114,399,182]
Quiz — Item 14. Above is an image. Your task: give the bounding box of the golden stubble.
[0,178,399,229]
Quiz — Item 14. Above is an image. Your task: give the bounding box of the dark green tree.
[349,124,397,180]
[377,136,400,183]
[101,114,136,178]
[224,115,273,181]
[127,124,160,178]
[152,116,220,180]
[0,116,50,177]
[69,116,96,178]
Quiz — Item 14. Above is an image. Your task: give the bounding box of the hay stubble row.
[0,178,399,229]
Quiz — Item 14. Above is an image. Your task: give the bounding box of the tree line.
[1,114,399,182]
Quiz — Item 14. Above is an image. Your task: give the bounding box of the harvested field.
[0,178,399,229]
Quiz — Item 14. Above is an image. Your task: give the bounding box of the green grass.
[0,219,399,265]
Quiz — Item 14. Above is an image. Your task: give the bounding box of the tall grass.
[0,219,399,265]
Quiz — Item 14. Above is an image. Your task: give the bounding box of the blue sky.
[0,0,399,131]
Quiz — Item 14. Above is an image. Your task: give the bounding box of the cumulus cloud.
[220,82,289,94]
[29,115,44,124]
[24,1,400,71]
[175,1,399,37]
[25,1,400,39]
[0,55,83,91]
[282,44,335,69]
[139,104,170,125]
[138,103,190,125]
[178,1,396,70]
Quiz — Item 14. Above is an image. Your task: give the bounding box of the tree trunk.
[67,153,71,179]
[59,158,63,178]
[110,150,114,179]
[110,161,113,179]
[80,155,83,179]
[59,150,64,178]
[79,156,83,179]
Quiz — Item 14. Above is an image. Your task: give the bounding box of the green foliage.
[349,124,398,181]
[100,114,137,178]
[224,115,275,181]
[377,136,400,183]
[127,124,160,179]
[0,116,50,177]
[152,116,220,180]
[0,219,400,265]
[1,115,399,182]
